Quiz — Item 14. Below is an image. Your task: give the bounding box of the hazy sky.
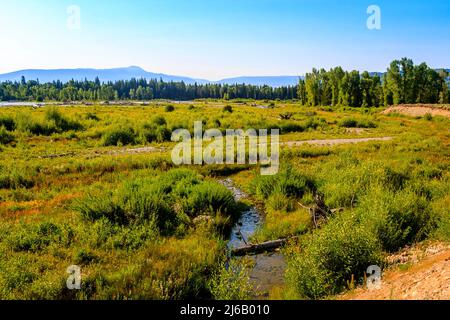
[0,0,449,80]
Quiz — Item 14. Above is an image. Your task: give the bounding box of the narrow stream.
[221,179,287,298]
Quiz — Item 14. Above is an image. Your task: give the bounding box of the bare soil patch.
[381,104,450,118]
[340,243,450,300]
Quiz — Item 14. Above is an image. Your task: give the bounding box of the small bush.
[279,122,304,133]
[251,166,315,200]
[208,259,253,300]
[74,191,128,225]
[339,118,377,128]
[85,112,100,121]
[267,192,295,212]
[7,222,72,252]
[74,249,99,265]
[44,108,83,132]
[102,125,136,146]
[358,187,436,252]
[0,126,15,145]
[223,105,233,113]
[165,105,175,112]
[138,123,171,143]
[183,181,236,217]
[152,116,167,126]
[0,167,35,189]
[0,116,15,131]
[14,110,82,136]
[286,212,383,299]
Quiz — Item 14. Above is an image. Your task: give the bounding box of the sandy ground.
[340,243,450,300]
[381,104,450,118]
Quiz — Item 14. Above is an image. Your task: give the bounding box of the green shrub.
[102,125,136,146]
[208,259,253,300]
[0,167,35,189]
[165,105,175,112]
[278,122,304,133]
[138,123,171,143]
[13,110,81,136]
[85,112,100,121]
[44,108,83,132]
[251,166,315,200]
[183,181,236,217]
[339,118,377,128]
[74,249,99,265]
[286,212,383,299]
[358,187,436,252]
[152,116,167,126]
[120,178,177,230]
[223,105,233,113]
[0,116,15,131]
[7,222,73,252]
[267,192,295,212]
[74,191,128,225]
[0,126,15,145]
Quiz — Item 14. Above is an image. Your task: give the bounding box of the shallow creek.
[221,179,287,298]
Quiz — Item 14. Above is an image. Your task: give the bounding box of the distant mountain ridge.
[0,66,447,87]
[0,67,209,85]
[0,67,302,87]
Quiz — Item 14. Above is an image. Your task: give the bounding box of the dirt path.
[381,104,450,118]
[36,137,393,159]
[282,137,393,147]
[341,244,450,300]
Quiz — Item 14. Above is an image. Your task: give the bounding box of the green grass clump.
[0,126,15,145]
[138,122,171,143]
[183,181,236,217]
[223,105,233,113]
[357,186,437,252]
[7,222,73,252]
[286,211,383,299]
[0,166,35,189]
[102,125,136,146]
[165,105,175,112]
[44,108,83,132]
[13,109,82,136]
[251,166,315,200]
[208,259,253,300]
[339,117,377,128]
[0,116,15,131]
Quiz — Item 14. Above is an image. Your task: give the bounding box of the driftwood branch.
[231,238,297,256]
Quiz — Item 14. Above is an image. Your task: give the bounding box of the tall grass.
[74,169,237,235]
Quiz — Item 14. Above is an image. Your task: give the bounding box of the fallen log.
[231,238,296,256]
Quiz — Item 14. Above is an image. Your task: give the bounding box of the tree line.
[298,58,449,107]
[0,58,448,106]
[0,77,297,102]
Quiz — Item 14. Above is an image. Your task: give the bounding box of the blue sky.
[0,0,449,80]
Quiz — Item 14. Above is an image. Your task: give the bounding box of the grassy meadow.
[0,100,448,299]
